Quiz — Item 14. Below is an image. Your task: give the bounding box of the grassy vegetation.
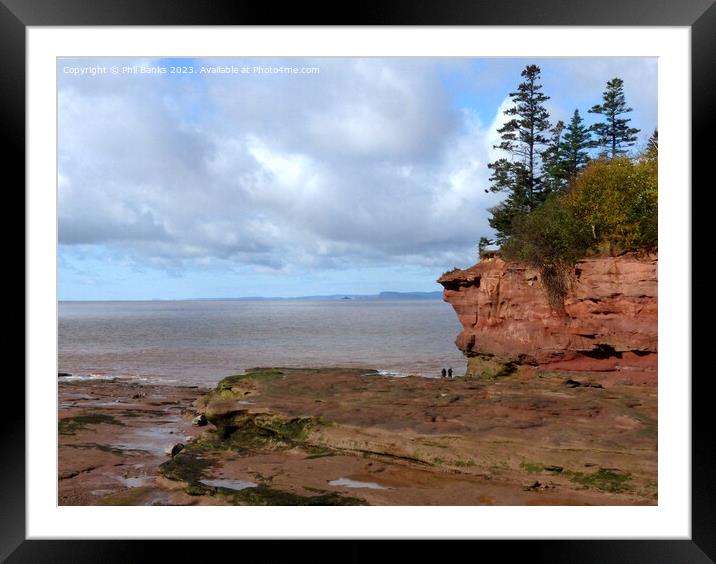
[452,459,476,468]
[565,468,633,493]
[440,267,461,278]
[431,456,476,468]
[520,462,563,474]
[520,462,546,474]
[519,461,632,493]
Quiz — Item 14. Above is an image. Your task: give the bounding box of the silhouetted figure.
[441,368,447,378]
[448,368,453,378]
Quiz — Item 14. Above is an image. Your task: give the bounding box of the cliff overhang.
[437,253,657,383]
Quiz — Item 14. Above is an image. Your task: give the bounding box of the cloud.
[58,58,503,274]
[58,57,656,280]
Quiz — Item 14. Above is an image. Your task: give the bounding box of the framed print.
[8,0,711,561]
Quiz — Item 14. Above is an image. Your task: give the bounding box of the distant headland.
[183,291,445,302]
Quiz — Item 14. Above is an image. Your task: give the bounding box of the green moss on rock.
[181,479,366,505]
[210,412,324,449]
[520,462,546,474]
[565,467,632,493]
[158,450,215,484]
[225,485,366,506]
[466,355,518,379]
[216,368,285,391]
[58,413,125,436]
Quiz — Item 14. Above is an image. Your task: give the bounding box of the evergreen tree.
[561,109,592,177]
[645,128,658,160]
[589,78,640,157]
[486,160,530,242]
[486,65,552,240]
[541,120,567,194]
[477,236,494,258]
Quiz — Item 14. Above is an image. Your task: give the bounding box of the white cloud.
[58,58,501,273]
[58,57,656,277]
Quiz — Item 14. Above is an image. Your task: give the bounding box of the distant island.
[185,290,444,302]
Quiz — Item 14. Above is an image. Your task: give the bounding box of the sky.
[58,57,657,300]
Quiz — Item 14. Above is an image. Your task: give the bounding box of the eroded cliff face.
[437,253,657,383]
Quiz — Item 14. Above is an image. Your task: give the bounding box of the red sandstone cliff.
[437,253,657,383]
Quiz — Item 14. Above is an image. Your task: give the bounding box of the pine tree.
[589,78,640,157]
[561,109,592,177]
[486,65,552,240]
[645,128,658,160]
[486,160,531,242]
[541,120,567,194]
[477,236,495,258]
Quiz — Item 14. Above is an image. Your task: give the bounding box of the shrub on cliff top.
[502,155,657,266]
[501,193,592,268]
[500,155,657,310]
[567,156,657,253]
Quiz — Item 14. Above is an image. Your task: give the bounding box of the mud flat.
[59,367,657,506]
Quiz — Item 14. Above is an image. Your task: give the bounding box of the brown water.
[58,300,467,386]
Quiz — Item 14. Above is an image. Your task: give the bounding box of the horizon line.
[58,289,445,303]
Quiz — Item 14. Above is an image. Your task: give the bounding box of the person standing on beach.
[448,368,453,378]
[441,368,447,378]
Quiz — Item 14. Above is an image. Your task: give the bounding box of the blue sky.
[58,57,657,300]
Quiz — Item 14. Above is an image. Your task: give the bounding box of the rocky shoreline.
[59,366,657,506]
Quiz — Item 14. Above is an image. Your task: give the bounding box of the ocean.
[58,299,467,386]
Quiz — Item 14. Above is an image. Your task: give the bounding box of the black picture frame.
[7,0,710,561]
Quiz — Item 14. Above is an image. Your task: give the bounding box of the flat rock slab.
[59,367,657,506]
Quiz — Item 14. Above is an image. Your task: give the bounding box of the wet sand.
[58,367,657,506]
